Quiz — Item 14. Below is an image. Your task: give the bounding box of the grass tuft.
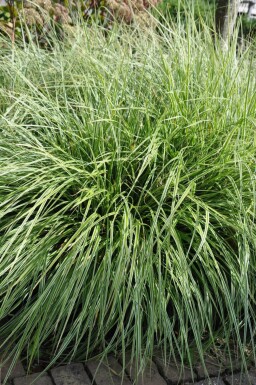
[0,19,256,375]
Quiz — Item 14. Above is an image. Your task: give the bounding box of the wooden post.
[215,0,240,47]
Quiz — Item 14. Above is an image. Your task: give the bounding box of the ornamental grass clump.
[0,20,256,376]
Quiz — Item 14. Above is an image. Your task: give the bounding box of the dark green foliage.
[239,15,256,41]
[156,0,216,24]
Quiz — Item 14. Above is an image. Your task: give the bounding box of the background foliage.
[1,0,256,44]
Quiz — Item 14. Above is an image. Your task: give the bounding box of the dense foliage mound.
[0,22,256,374]
[0,0,73,45]
[0,0,162,43]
